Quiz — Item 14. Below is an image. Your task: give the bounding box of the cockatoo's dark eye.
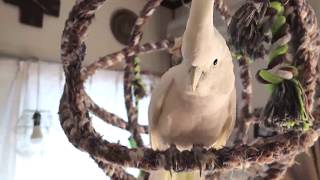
[213,59,218,66]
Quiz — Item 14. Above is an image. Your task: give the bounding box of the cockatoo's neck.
[185,0,214,33]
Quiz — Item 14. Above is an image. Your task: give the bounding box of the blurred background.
[0,0,319,180]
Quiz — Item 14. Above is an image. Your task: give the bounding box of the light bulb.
[31,125,43,143]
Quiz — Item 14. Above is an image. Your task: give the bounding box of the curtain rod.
[0,52,162,77]
[0,52,61,65]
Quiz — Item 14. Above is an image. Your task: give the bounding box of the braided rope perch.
[59,0,320,179]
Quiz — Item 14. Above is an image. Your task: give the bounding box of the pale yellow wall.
[1,0,319,82]
[0,0,172,74]
[310,0,320,19]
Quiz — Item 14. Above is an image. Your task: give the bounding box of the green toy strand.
[269,44,288,62]
[260,1,288,83]
[291,79,311,131]
[128,136,138,148]
[259,69,284,84]
[270,1,284,14]
[259,1,311,131]
[132,57,146,106]
[272,15,286,35]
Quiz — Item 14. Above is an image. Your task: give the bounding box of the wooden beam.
[19,0,44,27]
[38,0,60,17]
[161,0,192,9]
[3,0,19,6]
[3,0,60,27]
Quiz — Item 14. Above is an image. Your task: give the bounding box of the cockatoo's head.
[181,0,234,92]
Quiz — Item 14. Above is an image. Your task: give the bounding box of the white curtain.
[0,60,29,180]
[0,57,154,180]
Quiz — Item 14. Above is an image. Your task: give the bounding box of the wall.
[0,0,172,74]
[310,0,320,19]
[1,0,319,102]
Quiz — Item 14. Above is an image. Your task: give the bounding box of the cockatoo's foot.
[192,144,205,177]
[233,141,243,148]
[248,137,265,146]
[166,144,181,174]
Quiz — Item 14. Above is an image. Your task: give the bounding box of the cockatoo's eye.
[213,59,218,66]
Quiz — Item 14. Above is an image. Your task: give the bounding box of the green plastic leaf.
[134,57,141,63]
[303,121,311,131]
[266,84,275,93]
[270,1,284,14]
[269,44,289,62]
[259,70,284,84]
[232,52,243,60]
[128,137,137,148]
[272,15,286,35]
[286,120,296,129]
[134,65,141,72]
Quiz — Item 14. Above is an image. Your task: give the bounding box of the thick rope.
[123,0,164,149]
[84,92,148,134]
[233,55,253,144]
[59,0,320,179]
[81,39,176,81]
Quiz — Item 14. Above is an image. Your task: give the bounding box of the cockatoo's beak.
[190,66,203,91]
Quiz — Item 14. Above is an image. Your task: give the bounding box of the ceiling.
[0,0,172,74]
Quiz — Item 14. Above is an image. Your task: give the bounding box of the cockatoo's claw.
[167,144,180,172]
[248,137,265,146]
[192,144,204,177]
[233,141,244,148]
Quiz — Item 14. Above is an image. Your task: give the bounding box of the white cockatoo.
[148,0,236,179]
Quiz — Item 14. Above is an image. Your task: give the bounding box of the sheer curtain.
[0,57,154,180]
[0,59,28,180]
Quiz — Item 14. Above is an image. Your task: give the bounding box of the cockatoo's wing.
[148,68,175,149]
[213,88,236,149]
